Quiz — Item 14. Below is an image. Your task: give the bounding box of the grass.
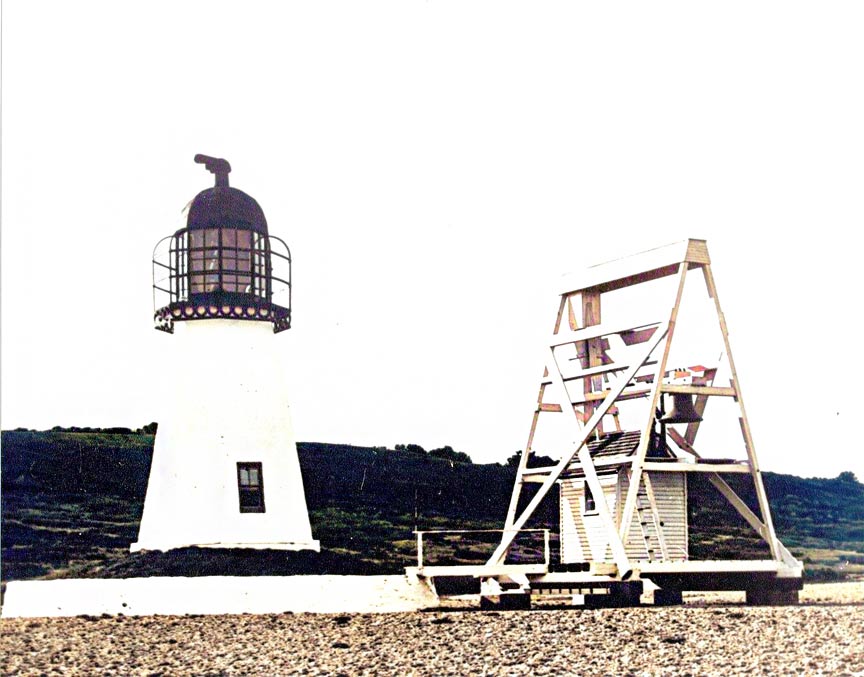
[3,431,864,583]
[795,547,864,581]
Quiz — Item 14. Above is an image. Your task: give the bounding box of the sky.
[2,1,863,481]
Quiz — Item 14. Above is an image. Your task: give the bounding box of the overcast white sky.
[2,1,863,481]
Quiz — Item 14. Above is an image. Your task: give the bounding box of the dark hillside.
[1,431,556,581]
[687,470,864,578]
[2,430,863,582]
[1,431,152,497]
[298,442,525,520]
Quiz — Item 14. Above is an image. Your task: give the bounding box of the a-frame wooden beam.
[617,262,690,543]
[487,323,669,572]
[501,294,571,531]
[700,262,782,561]
[490,238,794,578]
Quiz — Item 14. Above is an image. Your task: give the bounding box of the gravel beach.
[3,582,863,676]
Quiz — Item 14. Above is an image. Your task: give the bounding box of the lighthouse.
[132,155,319,553]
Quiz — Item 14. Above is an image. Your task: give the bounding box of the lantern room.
[152,155,292,333]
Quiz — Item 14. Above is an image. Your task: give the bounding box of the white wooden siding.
[559,474,618,564]
[559,471,688,564]
[620,472,688,562]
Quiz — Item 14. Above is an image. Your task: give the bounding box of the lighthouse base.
[134,320,318,553]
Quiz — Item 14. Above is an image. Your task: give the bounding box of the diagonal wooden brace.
[485,323,669,570]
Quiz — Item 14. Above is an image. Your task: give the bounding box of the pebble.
[2,583,863,676]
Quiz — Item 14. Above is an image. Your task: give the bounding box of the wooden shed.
[559,430,688,565]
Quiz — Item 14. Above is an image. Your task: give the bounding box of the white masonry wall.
[1,575,439,617]
[132,319,318,552]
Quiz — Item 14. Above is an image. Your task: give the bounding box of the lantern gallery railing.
[152,232,292,334]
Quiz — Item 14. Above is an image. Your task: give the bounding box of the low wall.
[1,574,439,618]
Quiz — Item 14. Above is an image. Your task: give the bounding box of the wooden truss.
[487,239,800,578]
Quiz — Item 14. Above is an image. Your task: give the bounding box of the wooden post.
[618,263,689,543]
[701,264,781,561]
[544,528,550,567]
[582,290,603,435]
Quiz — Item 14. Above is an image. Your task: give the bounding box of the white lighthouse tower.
[132,155,319,553]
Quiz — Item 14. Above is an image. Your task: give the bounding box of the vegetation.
[1,430,544,582]
[687,470,864,580]
[2,429,863,583]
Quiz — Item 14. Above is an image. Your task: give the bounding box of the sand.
[2,582,863,676]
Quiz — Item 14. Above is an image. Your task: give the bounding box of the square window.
[237,462,265,513]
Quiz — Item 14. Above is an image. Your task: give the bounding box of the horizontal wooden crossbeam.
[558,239,710,295]
[549,319,662,348]
[660,384,737,397]
[642,461,750,473]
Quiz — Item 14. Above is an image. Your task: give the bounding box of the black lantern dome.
[185,155,269,234]
[152,155,292,333]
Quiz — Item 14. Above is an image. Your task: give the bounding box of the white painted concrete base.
[1,575,439,618]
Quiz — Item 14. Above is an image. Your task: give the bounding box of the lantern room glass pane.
[185,227,263,296]
[221,228,254,293]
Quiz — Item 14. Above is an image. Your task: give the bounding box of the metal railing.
[414,528,550,569]
[152,231,292,325]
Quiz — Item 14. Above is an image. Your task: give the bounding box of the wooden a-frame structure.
[481,238,801,604]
